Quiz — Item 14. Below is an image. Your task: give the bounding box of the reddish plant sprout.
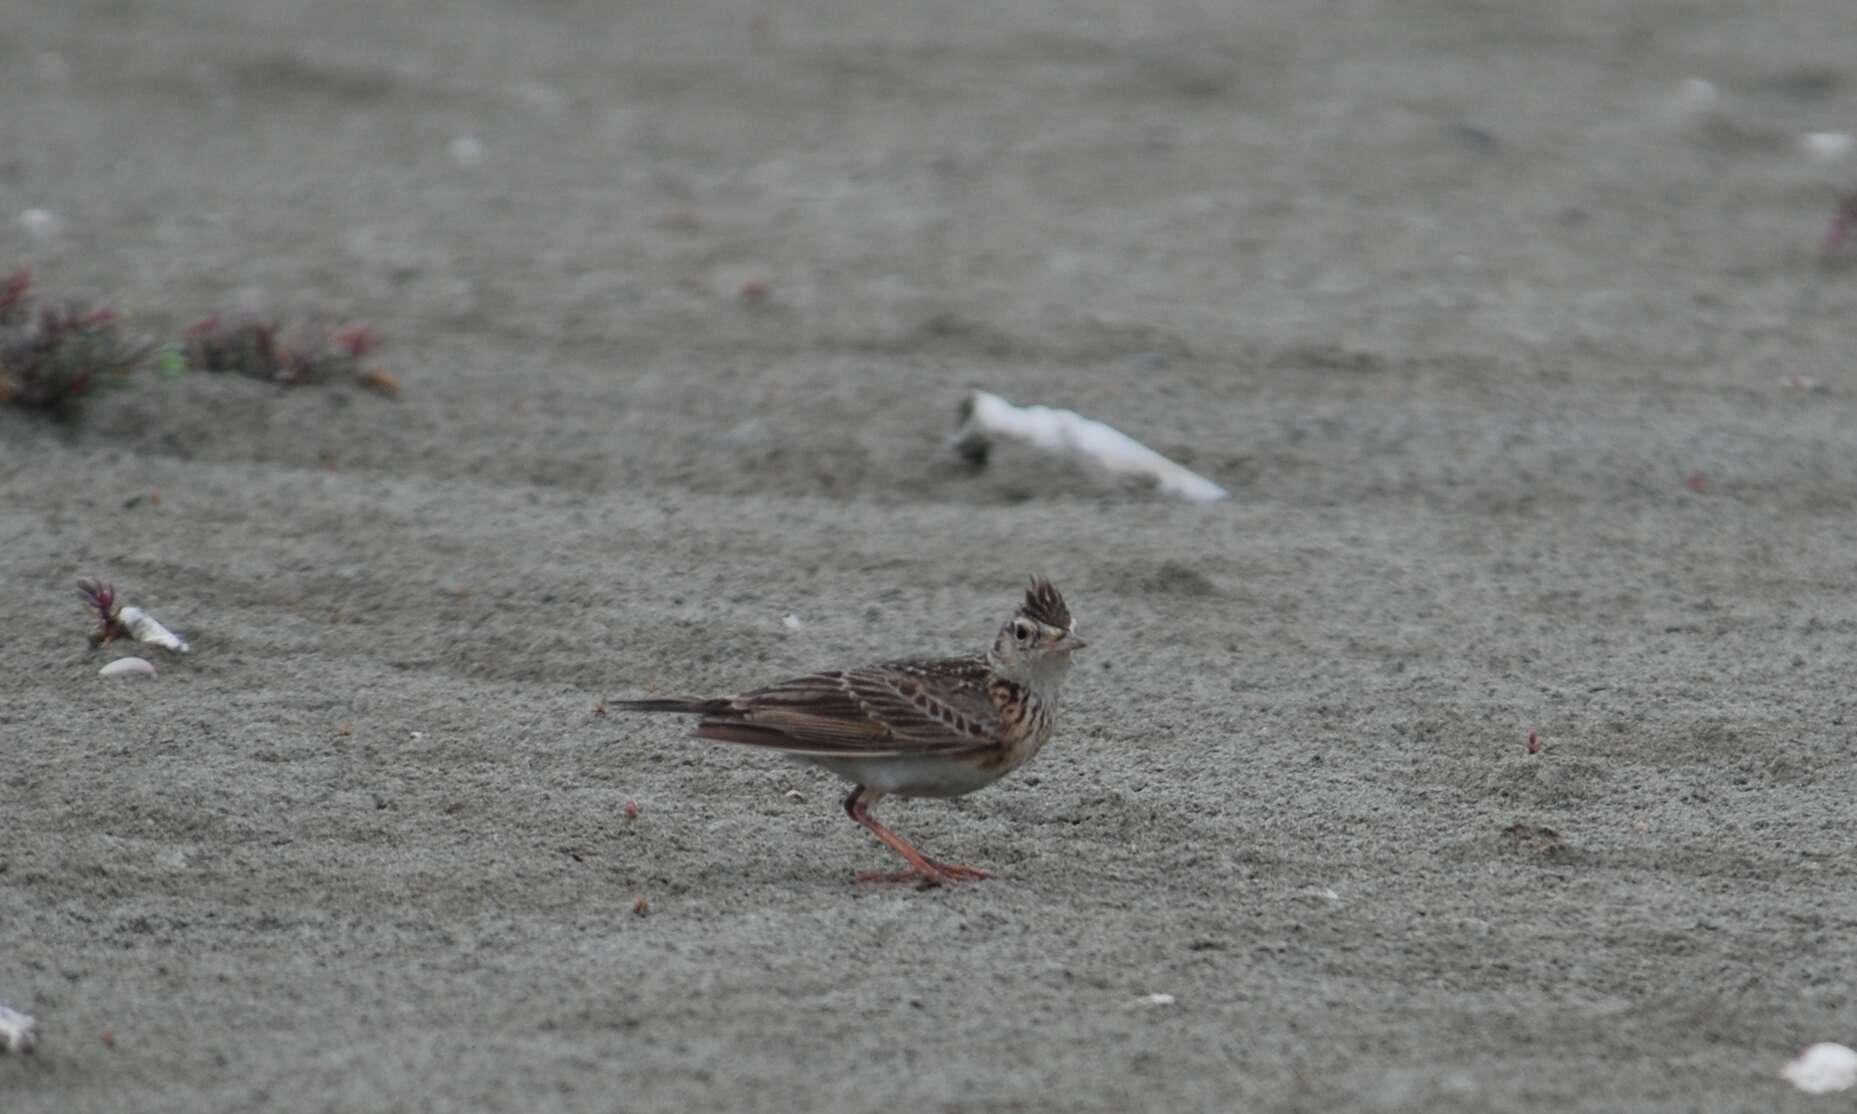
[1526,731,1541,755]
[1823,191,1857,258]
[183,313,399,396]
[183,313,277,376]
[76,576,131,649]
[0,268,32,323]
[0,273,154,413]
[331,322,376,360]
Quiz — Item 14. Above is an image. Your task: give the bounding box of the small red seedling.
[75,576,130,649]
[1526,731,1541,755]
[623,800,640,821]
[184,312,398,396]
[0,268,32,320]
[1,272,155,412]
[331,322,376,360]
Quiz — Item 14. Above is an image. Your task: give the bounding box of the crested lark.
[613,578,1085,887]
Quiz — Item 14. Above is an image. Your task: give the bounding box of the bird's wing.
[692,657,1001,758]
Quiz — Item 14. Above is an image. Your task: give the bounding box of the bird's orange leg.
[843,787,994,888]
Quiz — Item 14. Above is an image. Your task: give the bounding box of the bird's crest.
[1018,577,1073,631]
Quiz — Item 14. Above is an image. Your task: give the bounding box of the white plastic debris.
[1802,132,1854,165]
[0,1005,38,1054]
[952,390,1228,503]
[99,656,157,679]
[782,613,804,630]
[120,606,189,653]
[1140,993,1176,1007]
[1782,1043,1857,1094]
[449,135,485,167]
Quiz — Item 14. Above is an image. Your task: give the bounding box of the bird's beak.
[1060,632,1088,652]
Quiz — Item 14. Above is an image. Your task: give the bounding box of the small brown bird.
[613,578,1085,887]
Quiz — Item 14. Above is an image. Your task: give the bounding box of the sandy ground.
[4,1,1857,1110]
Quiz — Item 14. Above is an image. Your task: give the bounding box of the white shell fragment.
[1802,132,1854,165]
[782,613,804,630]
[119,606,190,653]
[18,208,60,239]
[953,390,1228,503]
[449,134,485,167]
[0,1005,38,1054]
[1140,993,1177,1007]
[1782,1043,1857,1094]
[1668,78,1717,122]
[99,656,158,679]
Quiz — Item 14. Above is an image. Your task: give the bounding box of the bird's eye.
[1015,621,1035,642]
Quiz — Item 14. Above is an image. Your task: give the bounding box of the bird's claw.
[856,861,995,888]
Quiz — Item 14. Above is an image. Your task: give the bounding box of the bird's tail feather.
[609,697,735,716]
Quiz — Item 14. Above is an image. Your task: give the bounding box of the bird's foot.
[856,860,995,889]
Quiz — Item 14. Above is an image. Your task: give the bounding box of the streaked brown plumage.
[614,578,1085,886]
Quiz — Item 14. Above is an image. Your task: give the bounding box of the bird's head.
[988,577,1085,686]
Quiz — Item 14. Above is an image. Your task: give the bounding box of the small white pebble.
[18,208,60,239]
[721,418,766,446]
[99,656,157,679]
[1140,993,1176,1007]
[449,135,485,168]
[409,732,424,741]
[782,613,804,630]
[0,1005,38,1054]
[1802,132,1854,164]
[510,82,565,114]
[1671,78,1717,117]
[1783,1043,1857,1094]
